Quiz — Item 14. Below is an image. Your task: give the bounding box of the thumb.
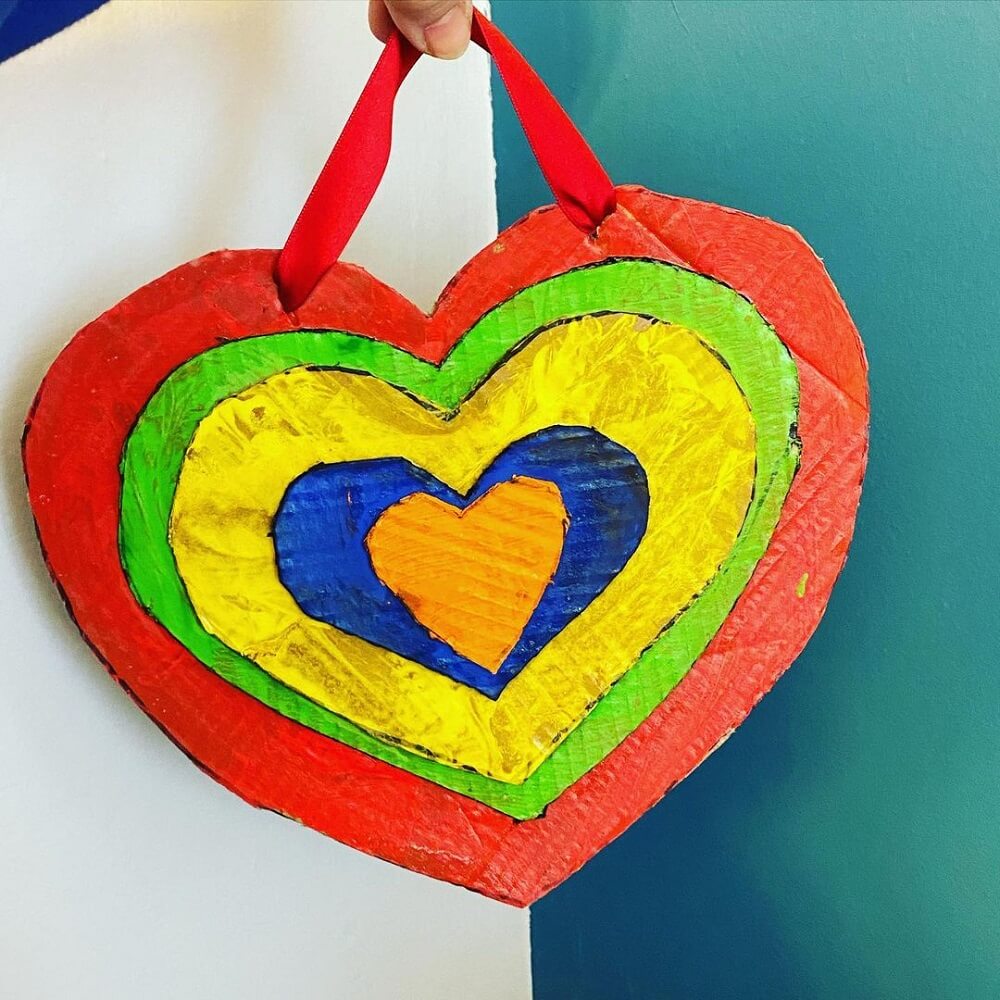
[372,1,473,60]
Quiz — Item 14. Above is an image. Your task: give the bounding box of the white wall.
[0,3,531,997]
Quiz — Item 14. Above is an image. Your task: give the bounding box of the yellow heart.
[169,314,755,782]
[366,477,568,673]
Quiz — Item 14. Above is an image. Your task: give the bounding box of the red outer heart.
[23,187,868,906]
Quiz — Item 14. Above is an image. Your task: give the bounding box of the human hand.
[368,1,473,59]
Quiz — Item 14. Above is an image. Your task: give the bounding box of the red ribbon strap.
[275,9,616,311]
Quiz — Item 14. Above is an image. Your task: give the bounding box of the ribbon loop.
[275,9,616,311]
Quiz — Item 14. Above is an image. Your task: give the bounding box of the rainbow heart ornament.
[24,185,868,906]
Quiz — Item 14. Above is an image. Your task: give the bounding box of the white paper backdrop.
[0,2,531,997]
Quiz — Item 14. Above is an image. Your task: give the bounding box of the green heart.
[120,258,800,819]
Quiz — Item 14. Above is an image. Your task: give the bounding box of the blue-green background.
[492,2,1000,998]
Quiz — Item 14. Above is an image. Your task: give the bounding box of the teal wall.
[491,3,1000,998]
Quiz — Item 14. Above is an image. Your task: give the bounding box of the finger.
[382,0,473,59]
[368,1,394,43]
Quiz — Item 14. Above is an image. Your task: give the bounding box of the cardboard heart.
[23,187,868,904]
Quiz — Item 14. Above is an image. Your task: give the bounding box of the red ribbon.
[275,9,616,312]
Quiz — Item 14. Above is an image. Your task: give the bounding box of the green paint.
[797,573,810,598]
[119,259,799,819]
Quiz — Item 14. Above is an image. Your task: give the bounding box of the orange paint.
[366,476,567,672]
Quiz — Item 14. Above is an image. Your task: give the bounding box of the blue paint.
[274,425,649,698]
[493,2,1000,998]
[0,0,106,62]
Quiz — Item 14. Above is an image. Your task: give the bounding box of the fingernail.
[424,5,471,59]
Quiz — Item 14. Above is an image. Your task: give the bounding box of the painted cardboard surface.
[24,187,867,905]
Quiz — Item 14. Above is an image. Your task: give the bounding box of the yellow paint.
[366,476,567,672]
[170,314,756,782]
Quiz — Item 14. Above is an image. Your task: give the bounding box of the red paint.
[23,188,869,905]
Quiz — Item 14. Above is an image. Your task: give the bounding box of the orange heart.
[365,476,568,672]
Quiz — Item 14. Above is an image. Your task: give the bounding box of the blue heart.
[272,426,649,698]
